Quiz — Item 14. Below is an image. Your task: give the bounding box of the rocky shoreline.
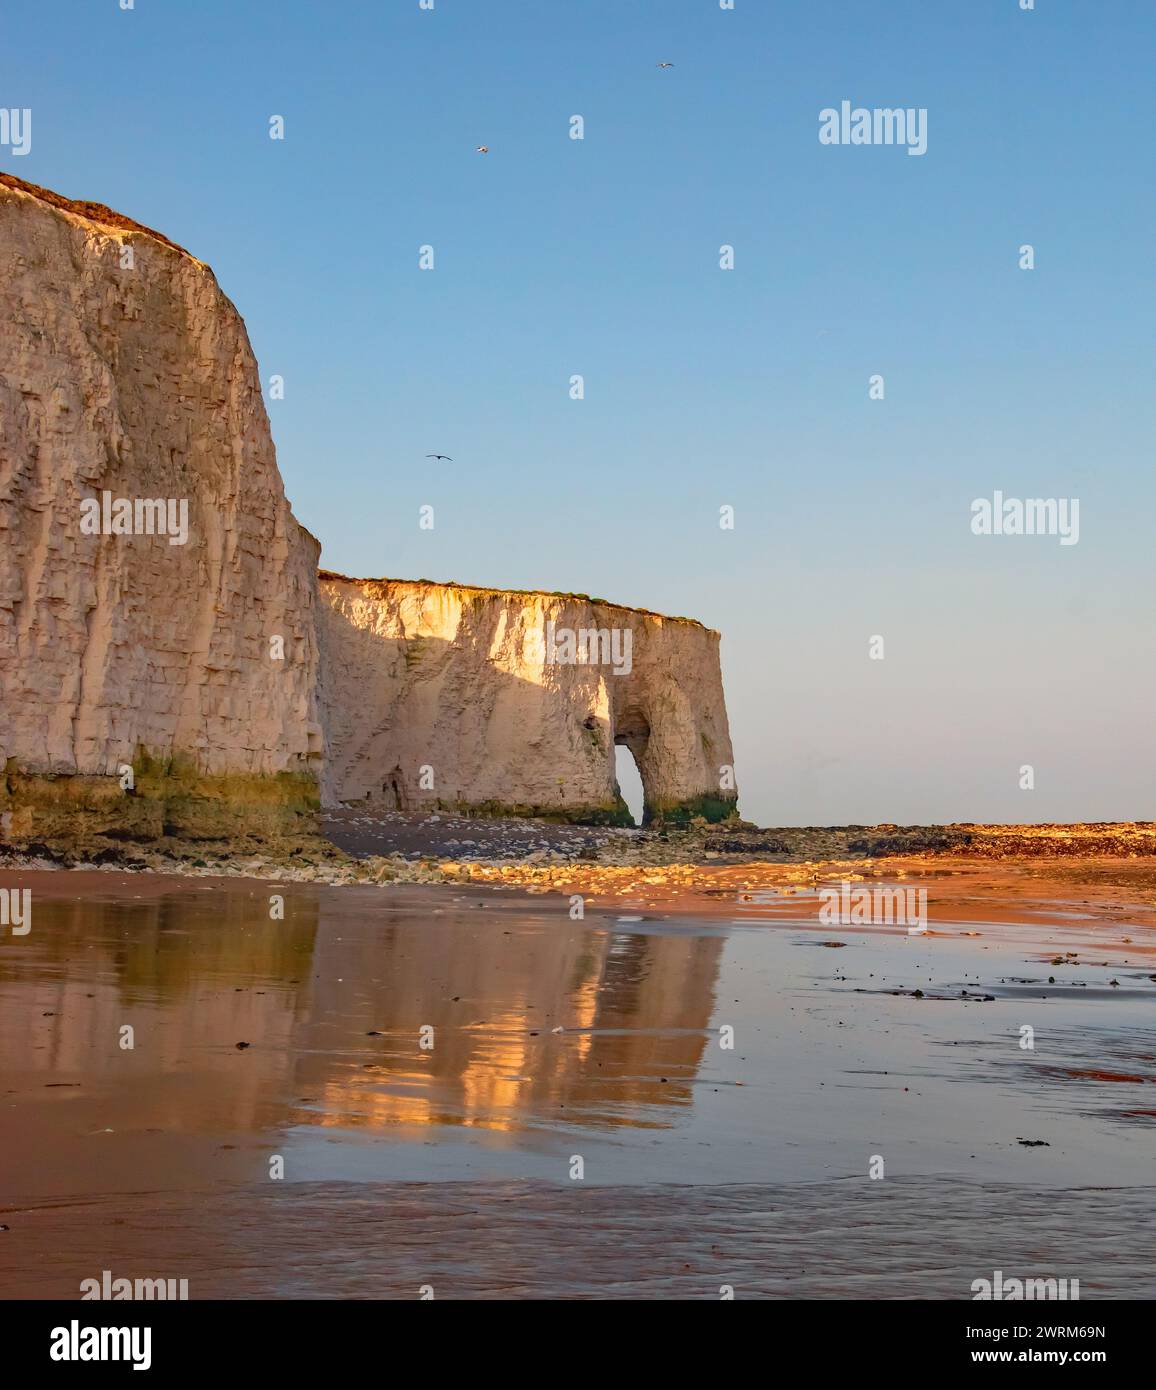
[3,810,1155,894]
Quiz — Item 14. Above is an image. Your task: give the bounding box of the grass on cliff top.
[317,570,708,628]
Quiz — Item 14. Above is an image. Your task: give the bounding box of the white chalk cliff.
[0,173,323,779]
[0,175,736,828]
[318,575,736,823]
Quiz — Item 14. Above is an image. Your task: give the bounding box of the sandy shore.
[5,1178,1152,1300]
[1,853,1153,1298]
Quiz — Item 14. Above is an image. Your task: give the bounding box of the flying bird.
[426,454,453,462]
[656,61,674,69]
[476,145,489,153]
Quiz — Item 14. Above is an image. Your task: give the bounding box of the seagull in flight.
[426,454,453,462]
[476,145,489,153]
[656,61,675,69]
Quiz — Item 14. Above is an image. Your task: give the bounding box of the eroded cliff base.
[0,756,323,868]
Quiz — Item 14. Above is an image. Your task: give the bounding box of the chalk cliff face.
[318,574,737,824]
[0,174,736,842]
[0,174,323,782]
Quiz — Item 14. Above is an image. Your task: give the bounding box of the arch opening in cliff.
[613,706,651,826]
[614,744,645,826]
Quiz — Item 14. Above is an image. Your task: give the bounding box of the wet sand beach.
[1,860,1153,1298]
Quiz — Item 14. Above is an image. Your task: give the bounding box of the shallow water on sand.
[0,868,1153,1297]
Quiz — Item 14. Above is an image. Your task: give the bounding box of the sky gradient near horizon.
[3,0,1153,826]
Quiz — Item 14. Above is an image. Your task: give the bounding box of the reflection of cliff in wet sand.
[299,900,724,1134]
[0,876,725,1200]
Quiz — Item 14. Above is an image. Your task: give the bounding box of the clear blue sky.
[5,1,1154,825]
